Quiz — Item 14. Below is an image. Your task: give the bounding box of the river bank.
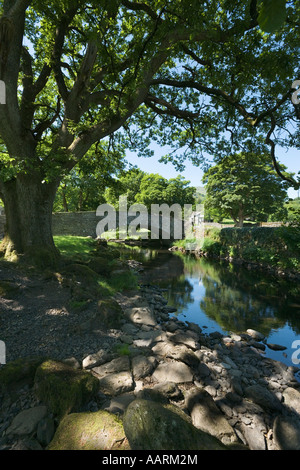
[169,244,300,283]
[1,247,300,451]
[170,224,300,282]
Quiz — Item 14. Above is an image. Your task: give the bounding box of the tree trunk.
[62,184,69,212]
[0,174,60,266]
[232,205,245,228]
[236,209,245,227]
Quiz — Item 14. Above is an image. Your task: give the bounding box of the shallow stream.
[119,245,300,378]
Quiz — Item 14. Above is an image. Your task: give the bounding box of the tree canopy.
[0,0,299,261]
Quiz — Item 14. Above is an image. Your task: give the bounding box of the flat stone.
[266,343,287,351]
[121,323,139,335]
[152,360,193,383]
[92,356,130,378]
[82,349,113,369]
[131,355,157,380]
[166,343,200,369]
[198,362,211,378]
[98,371,134,396]
[133,338,153,348]
[104,393,136,415]
[151,340,176,358]
[222,356,238,369]
[246,329,265,341]
[282,387,300,415]
[239,423,267,450]
[169,332,200,350]
[124,307,157,327]
[6,406,48,436]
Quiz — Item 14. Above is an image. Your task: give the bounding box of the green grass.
[54,235,139,295]
[54,235,95,259]
[99,229,150,240]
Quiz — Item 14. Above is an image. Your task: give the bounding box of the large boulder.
[244,384,283,412]
[48,410,130,450]
[81,298,124,331]
[34,360,99,420]
[282,387,300,415]
[123,399,228,450]
[273,415,300,450]
[6,406,48,436]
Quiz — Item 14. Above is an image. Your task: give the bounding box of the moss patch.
[86,257,111,277]
[62,263,99,283]
[34,360,99,420]
[48,410,130,450]
[123,399,228,450]
[96,298,124,329]
[0,357,46,392]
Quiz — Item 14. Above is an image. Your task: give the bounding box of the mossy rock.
[94,244,120,260]
[86,257,111,277]
[34,360,99,420]
[123,399,228,450]
[63,263,99,284]
[80,298,124,332]
[96,298,124,329]
[0,357,46,392]
[48,410,130,450]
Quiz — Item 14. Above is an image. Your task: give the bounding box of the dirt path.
[0,262,118,364]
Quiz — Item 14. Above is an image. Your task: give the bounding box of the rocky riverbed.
[1,275,300,451]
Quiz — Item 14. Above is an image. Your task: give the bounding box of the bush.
[201,226,300,272]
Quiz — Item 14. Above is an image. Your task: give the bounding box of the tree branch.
[120,0,161,21]
[145,94,198,119]
[66,40,98,120]
[51,7,78,101]
[265,114,299,188]
[150,77,254,123]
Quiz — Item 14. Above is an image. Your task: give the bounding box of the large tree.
[0,0,299,264]
[203,152,290,227]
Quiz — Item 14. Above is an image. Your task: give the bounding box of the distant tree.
[104,170,196,210]
[162,176,196,208]
[285,197,300,225]
[104,168,146,209]
[135,173,168,208]
[203,153,290,227]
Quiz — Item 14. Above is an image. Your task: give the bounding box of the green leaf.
[257,0,286,33]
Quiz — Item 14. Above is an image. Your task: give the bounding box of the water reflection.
[118,245,300,369]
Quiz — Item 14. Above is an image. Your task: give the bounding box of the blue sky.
[127,145,300,199]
